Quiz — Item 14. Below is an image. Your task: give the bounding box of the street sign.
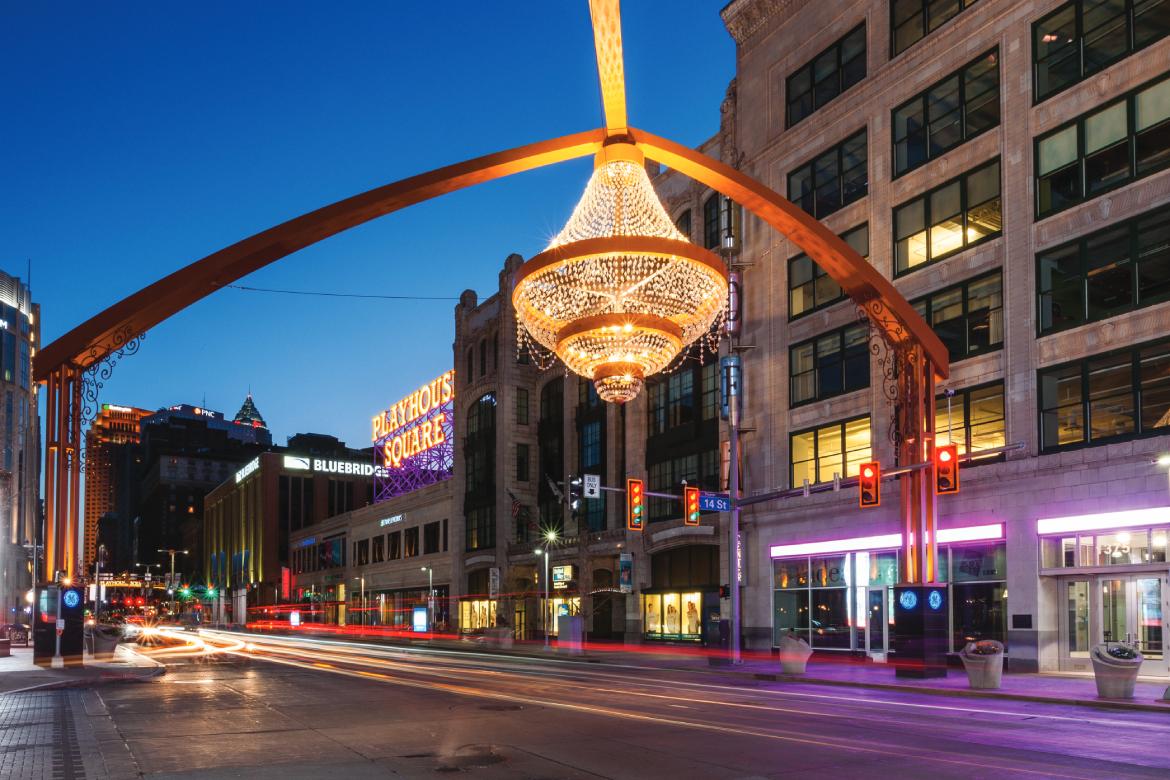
[488,567,500,599]
[699,492,731,512]
[583,473,600,499]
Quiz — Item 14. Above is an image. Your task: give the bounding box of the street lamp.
[350,576,365,628]
[420,566,433,632]
[536,529,558,649]
[157,548,188,620]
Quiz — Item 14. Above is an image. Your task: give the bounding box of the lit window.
[894,160,1000,274]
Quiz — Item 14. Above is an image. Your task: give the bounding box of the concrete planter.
[959,640,1004,689]
[778,633,812,674]
[90,625,122,660]
[1090,644,1143,699]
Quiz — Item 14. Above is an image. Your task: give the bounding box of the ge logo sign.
[928,590,944,611]
[898,590,918,610]
[62,589,81,609]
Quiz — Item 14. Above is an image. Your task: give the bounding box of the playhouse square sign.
[371,370,455,468]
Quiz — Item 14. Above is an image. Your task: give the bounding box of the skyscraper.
[83,403,152,576]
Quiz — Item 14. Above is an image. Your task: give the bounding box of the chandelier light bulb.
[512,141,728,403]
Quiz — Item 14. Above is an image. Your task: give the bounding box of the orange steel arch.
[36,127,947,580]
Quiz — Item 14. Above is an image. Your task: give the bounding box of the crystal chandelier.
[512,141,728,403]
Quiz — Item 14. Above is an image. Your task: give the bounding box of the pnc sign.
[371,370,455,469]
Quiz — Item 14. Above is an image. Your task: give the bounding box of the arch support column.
[43,364,83,582]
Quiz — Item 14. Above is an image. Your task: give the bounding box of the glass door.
[1060,579,1092,672]
[1098,575,1167,676]
[866,587,888,661]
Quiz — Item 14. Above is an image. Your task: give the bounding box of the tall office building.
[0,269,40,619]
[83,403,152,576]
[710,0,1170,673]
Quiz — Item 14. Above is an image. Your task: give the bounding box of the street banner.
[488,567,499,599]
[619,553,633,593]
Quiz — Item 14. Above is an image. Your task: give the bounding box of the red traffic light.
[683,486,701,526]
[626,477,645,531]
[859,461,880,508]
[935,444,960,495]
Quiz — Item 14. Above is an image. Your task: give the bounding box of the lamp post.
[420,566,433,632]
[157,548,188,620]
[537,529,559,648]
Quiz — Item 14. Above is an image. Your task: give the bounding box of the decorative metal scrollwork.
[80,326,147,427]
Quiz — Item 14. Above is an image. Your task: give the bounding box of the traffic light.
[567,474,583,512]
[626,477,644,531]
[935,444,960,495]
[859,462,880,507]
[683,485,701,526]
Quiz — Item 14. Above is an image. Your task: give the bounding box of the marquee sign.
[371,370,455,500]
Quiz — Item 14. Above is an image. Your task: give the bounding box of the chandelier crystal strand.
[512,143,728,403]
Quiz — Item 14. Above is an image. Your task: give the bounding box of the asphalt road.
[84,628,1170,779]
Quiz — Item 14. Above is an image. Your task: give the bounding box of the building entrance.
[1059,575,1168,676]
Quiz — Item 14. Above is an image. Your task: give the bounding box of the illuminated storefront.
[770,524,1006,658]
[545,595,581,637]
[460,598,497,631]
[1037,507,1169,677]
[642,592,704,640]
[642,545,721,644]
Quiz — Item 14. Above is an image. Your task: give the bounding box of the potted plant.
[959,639,1004,689]
[778,630,812,674]
[1090,643,1143,699]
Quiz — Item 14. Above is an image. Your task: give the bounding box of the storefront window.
[1041,527,1170,568]
[867,552,898,586]
[952,582,1006,649]
[642,592,702,640]
[951,543,1006,581]
[460,599,497,632]
[773,590,810,646]
[811,587,851,649]
[774,558,809,589]
[546,596,581,636]
[809,555,848,586]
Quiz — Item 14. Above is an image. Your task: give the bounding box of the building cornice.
[720,0,802,47]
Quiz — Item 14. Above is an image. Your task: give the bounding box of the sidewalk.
[618,649,1170,713]
[0,643,164,695]
[238,625,1170,713]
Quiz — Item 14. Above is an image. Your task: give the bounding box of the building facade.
[138,399,272,581]
[717,0,1170,673]
[0,270,39,620]
[203,434,378,623]
[83,403,152,576]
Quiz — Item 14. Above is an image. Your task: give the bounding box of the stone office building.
[714,0,1170,673]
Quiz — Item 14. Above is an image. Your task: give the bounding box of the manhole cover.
[478,704,522,712]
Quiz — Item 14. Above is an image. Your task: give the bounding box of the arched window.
[675,209,692,239]
[464,393,497,551]
[479,339,487,377]
[465,347,474,381]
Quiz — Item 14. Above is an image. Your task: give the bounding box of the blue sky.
[2,2,734,448]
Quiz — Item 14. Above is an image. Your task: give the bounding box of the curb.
[0,645,166,696]
[639,662,1170,714]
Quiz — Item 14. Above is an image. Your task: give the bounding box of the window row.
[1040,337,1170,450]
[789,224,869,319]
[352,520,448,566]
[787,24,866,127]
[895,159,1001,274]
[893,49,999,177]
[1037,74,1170,218]
[1034,0,1170,103]
[892,0,980,57]
[647,362,719,436]
[647,450,720,523]
[790,383,1006,486]
[788,129,867,220]
[1038,204,1170,334]
[790,323,869,406]
[911,270,1003,362]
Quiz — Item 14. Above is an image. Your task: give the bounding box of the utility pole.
[721,207,745,665]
